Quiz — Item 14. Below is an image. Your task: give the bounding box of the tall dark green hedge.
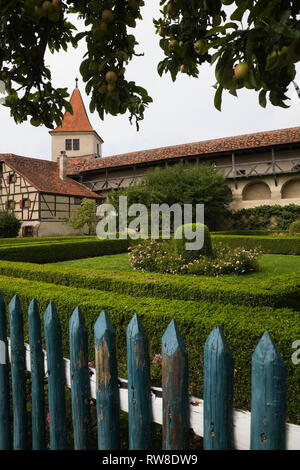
[0,211,21,238]
[229,204,300,230]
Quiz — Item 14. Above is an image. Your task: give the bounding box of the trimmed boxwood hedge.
[0,238,130,263]
[212,235,300,254]
[0,275,298,424]
[0,236,94,245]
[0,260,299,310]
[0,234,298,264]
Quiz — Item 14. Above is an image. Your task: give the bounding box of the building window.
[65,139,72,151]
[7,200,14,209]
[22,198,29,208]
[8,173,15,184]
[65,139,80,151]
[74,197,81,205]
[97,143,99,156]
[73,139,80,151]
[23,226,33,237]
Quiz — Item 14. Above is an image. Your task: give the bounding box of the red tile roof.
[67,125,300,175]
[51,88,94,133]
[0,154,99,198]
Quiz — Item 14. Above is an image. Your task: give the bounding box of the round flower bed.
[129,240,261,276]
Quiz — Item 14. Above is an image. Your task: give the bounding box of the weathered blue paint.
[162,319,189,450]
[9,295,27,449]
[69,306,90,450]
[94,310,120,450]
[0,292,10,449]
[250,331,286,450]
[203,326,234,450]
[127,314,152,450]
[44,301,67,450]
[28,299,45,450]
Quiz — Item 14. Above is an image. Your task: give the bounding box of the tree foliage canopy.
[1,0,300,129]
[64,197,98,234]
[108,162,232,227]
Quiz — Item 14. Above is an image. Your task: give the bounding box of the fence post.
[250,331,286,450]
[0,292,10,449]
[28,299,45,450]
[203,325,234,450]
[162,319,189,450]
[127,314,152,450]
[9,294,27,450]
[44,301,67,450]
[94,310,120,450]
[69,306,90,450]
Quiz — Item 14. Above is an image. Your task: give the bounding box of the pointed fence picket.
[0,292,10,450]
[94,310,120,450]
[127,314,152,450]
[44,301,67,450]
[69,306,90,450]
[28,299,45,450]
[0,293,298,450]
[9,295,27,450]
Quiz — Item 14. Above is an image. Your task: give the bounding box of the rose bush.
[129,240,261,276]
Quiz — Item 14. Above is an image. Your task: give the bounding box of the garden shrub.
[0,210,21,238]
[0,275,298,424]
[289,220,300,236]
[174,223,213,262]
[129,240,260,276]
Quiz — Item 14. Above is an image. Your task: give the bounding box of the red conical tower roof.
[52,88,94,133]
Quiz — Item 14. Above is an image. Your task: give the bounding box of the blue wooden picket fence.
[0,292,288,450]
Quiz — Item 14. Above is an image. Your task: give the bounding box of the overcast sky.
[1,1,300,161]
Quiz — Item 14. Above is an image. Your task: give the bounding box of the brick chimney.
[58,151,68,181]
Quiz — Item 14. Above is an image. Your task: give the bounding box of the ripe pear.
[234,62,249,80]
[169,39,178,52]
[194,39,207,55]
[105,71,118,84]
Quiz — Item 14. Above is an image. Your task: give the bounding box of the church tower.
[49,81,104,162]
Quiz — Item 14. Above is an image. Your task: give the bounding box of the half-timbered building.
[0,153,99,237]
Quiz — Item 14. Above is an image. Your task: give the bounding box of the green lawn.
[53,253,300,283]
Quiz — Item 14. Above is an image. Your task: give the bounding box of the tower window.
[65,139,72,151]
[73,139,80,151]
[65,139,80,151]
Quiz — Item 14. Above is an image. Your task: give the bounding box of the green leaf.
[214,85,223,111]
[259,89,267,108]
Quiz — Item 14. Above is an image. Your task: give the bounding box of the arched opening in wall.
[242,182,271,201]
[281,178,300,199]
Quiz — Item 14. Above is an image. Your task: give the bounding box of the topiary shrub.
[0,211,21,238]
[174,223,213,262]
[289,220,300,236]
